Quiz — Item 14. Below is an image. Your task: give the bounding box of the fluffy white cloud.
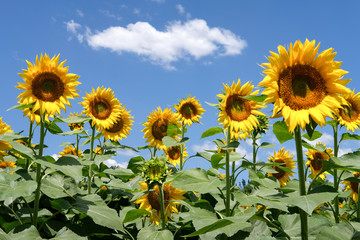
[65,20,84,43]
[104,159,128,168]
[66,19,246,69]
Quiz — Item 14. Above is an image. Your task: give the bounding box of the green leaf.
[54,115,91,124]
[211,153,225,169]
[138,228,174,240]
[127,156,145,174]
[45,122,63,134]
[222,141,240,150]
[123,209,150,223]
[51,227,88,240]
[0,180,37,205]
[316,222,354,240]
[305,118,318,139]
[325,151,360,172]
[103,141,138,152]
[185,219,233,237]
[272,121,293,144]
[302,130,322,141]
[104,168,135,181]
[201,127,223,139]
[9,226,42,240]
[340,133,360,142]
[258,142,275,149]
[326,120,338,128]
[162,136,189,147]
[167,123,181,137]
[195,152,212,161]
[241,94,267,102]
[58,130,88,136]
[301,141,325,152]
[205,101,219,107]
[7,103,34,111]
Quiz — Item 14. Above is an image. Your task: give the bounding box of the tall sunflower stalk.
[88,123,96,194]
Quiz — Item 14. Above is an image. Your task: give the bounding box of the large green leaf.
[9,226,42,240]
[241,94,267,102]
[104,168,135,181]
[0,180,36,205]
[54,115,91,124]
[50,227,87,240]
[74,195,124,231]
[137,227,173,240]
[273,121,293,144]
[201,127,223,139]
[185,219,233,237]
[340,133,360,142]
[315,223,355,240]
[302,130,322,141]
[123,209,150,223]
[325,151,360,172]
[245,220,275,240]
[41,175,83,199]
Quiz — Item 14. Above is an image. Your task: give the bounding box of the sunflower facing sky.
[101,105,133,142]
[305,143,333,180]
[134,182,186,226]
[344,172,360,202]
[165,146,188,167]
[217,79,266,133]
[268,148,295,186]
[174,95,205,127]
[17,54,81,116]
[142,107,180,150]
[335,90,360,132]
[0,118,13,161]
[259,39,351,133]
[80,87,122,130]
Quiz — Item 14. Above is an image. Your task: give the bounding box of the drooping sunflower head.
[142,107,180,150]
[134,181,187,226]
[23,106,51,124]
[305,143,333,180]
[259,39,351,133]
[268,148,295,186]
[344,172,360,202]
[101,105,133,142]
[0,118,13,161]
[174,95,205,127]
[59,145,82,158]
[217,79,266,133]
[165,146,188,167]
[335,90,360,132]
[17,54,81,116]
[141,157,170,185]
[68,112,85,131]
[80,86,122,129]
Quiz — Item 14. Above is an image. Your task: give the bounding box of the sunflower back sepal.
[141,157,170,185]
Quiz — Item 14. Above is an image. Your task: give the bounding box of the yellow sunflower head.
[217,79,266,133]
[22,105,52,124]
[268,148,295,186]
[134,181,187,226]
[230,128,250,141]
[80,86,122,129]
[335,90,360,132]
[344,172,360,202]
[259,39,351,133]
[165,146,188,167]
[17,54,81,116]
[305,143,333,180]
[174,95,205,127]
[142,107,180,150]
[102,105,133,142]
[0,118,13,161]
[59,145,82,158]
[68,112,85,131]
[0,160,16,169]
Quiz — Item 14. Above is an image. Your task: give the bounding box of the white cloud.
[52,154,60,160]
[67,19,246,69]
[192,140,217,153]
[176,4,185,14]
[338,148,353,157]
[117,150,138,158]
[77,9,84,17]
[104,159,128,168]
[309,132,333,146]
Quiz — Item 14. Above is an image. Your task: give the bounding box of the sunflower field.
[1,39,360,240]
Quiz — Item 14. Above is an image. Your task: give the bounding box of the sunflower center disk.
[225,95,251,121]
[32,72,64,102]
[340,104,358,122]
[169,147,180,159]
[312,153,324,171]
[180,103,197,119]
[92,100,111,120]
[148,189,170,211]
[106,118,124,133]
[152,119,168,140]
[279,65,326,110]
[272,160,286,179]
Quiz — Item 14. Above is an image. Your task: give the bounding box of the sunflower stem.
[158,183,166,230]
[33,114,46,228]
[225,126,231,217]
[294,126,308,240]
[252,133,257,171]
[76,134,80,158]
[180,123,185,171]
[332,122,340,223]
[88,123,96,194]
[26,120,33,171]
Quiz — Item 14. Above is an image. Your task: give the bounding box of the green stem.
[180,123,185,170]
[33,114,46,227]
[294,126,308,240]
[333,123,340,223]
[76,134,80,158]
[225,126,231,217]
[88,123,96,194]
[252,133,257,171]
[26,121,33,170]
[158,183,166,230]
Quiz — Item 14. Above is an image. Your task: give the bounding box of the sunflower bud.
[142,157,169,185]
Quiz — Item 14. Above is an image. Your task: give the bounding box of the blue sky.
[1,1,360,173]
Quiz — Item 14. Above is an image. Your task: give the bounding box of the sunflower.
[165,146,188,167]
[134,182,187,226]
[0,161,16,169]
[17,54,80,116]
[142,107,180,150]
[0,118,13,161]
[230,128,250,141]
[80,87,122,129]
[59,145,82,158]
[335,90,360,132]
[23,106,52,124]
[175,95,205,127]
[218,79,266,133]
[259,39,351,133]
[93,146,103,155]
[101,105,133,142]
[344,172,360,202]
[68,112,84,131]
[305,143,333,180]
[268,148,295,186]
